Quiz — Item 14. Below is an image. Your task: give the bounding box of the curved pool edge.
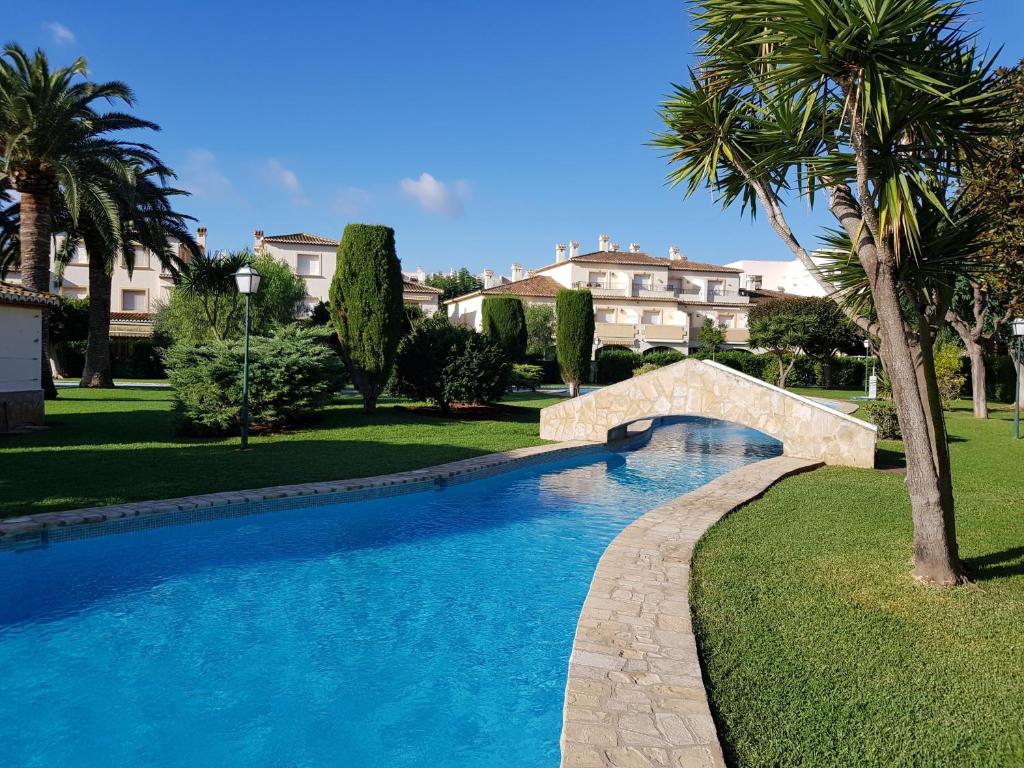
[560,455,822,768]
[0,440,601,550]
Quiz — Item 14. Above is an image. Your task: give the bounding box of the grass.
[690,402,1024,767]
[0,388,561,519]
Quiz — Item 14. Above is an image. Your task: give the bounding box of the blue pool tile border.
[0,441,606,552]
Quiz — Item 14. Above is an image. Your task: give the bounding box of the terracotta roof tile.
[569,250,742,273]
[482,275,562,298]
[0,281,61,308]
[402,279,442,295]
[109,312,154,322]
[262,232,339,246]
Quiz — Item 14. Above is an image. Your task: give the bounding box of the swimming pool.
[0,417,780,767]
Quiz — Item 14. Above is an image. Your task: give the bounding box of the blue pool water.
[0,417,780,768]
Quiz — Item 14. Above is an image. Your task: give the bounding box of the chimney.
[197,226,207,253]
[254,229,265,250]
[668,246,683,261]
[556,243,566,262]
[599,234,610,252]
[483,268,496,289]
[610,243,620,252]
[511,263,524,281]
[629,242,640,253]
[415,266,426,283]
[569,240,579,259]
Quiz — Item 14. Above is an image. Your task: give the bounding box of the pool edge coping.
[0,439,604,549]
[560,455,823,768]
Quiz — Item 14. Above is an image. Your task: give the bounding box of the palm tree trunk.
[17,188,58,399]
[873,265,963,585]
[80,240,114,387]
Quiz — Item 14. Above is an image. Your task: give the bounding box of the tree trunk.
[16,188,58,399]
[80,241,115,388]
[872,266,964,585]
[949,321,988,419]
[821,359,834,390]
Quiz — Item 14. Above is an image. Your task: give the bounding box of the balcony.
[577,281,628,298]
[636,287,678,299]
[595,322,637,346]
[641,324,687,342]
[706,289,748,304]
[724,328,751,343]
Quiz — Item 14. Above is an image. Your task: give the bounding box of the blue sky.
[8,1,1024,273]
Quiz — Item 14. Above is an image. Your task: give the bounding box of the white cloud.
[180,149,238,200]
[399,172,471,217]
[265,159,310,206]
[43,22,75,45]
[332,186,371,217]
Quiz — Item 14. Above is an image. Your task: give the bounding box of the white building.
[254,230,442,317]
[447,236,752,355]
[725,256,832,297]
[0,282,60,431]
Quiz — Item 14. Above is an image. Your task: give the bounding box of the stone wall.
[540,359,876,468]
[0,390,44,433]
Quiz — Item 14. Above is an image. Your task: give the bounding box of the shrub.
[990,355,1016,403]
[933,341,966,410]
[698,317,726,355]
[596,348,640,384]
[633,362,661,377]
[330,224,406,412]
[164,326,345,435]
[701,350,769,379]
[511,363,543,390]
[525,303,556,358]
[862,400,901,440]
[642,349,684,367]
[556,289,595,396]
[392,316,510,411]
[482,296,528,361]
[827,356,877,390]
[762,354,817,388]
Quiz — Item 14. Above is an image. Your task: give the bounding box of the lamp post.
[233,264,262,450]
[863,338,871,396]
[1012,317,1024,440]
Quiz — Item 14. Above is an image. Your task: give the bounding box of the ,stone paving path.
[561,455,822,768]
[0,441,593,544]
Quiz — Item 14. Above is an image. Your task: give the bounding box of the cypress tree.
[329,224,405,412]
[555,289,595,397]
[481,296,527,362]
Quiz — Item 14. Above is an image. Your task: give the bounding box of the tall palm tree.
[0,179,17,279]
[0,44,159,397]
[57,160,201,387]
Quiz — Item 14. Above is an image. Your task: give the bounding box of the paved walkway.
[561,455,822,768]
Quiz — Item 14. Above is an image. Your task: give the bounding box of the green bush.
[392,316,510,411]
[862,400,901,440]
[164,326,345,435]
[695,350,768,379]
[827,356,876,390]
[330,224,406,412]
[934,341,966,410]
[511,363,543,390]
[482,296,528,361]
[556,289,595,395]
[642,349,685,367]
[633,362,661,377]
[990,355,1017,403]
[596,348,640,384]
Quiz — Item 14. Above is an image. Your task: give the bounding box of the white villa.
[447,235,754,356]
[725,256,831,297]
[254,230,442,318]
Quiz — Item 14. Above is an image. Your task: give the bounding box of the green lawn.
[0,388,560,519]
[691,403,1024,767]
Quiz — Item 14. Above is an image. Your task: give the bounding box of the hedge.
[596,348,640,384]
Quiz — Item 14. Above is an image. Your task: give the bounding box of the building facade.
[447,236,752,356]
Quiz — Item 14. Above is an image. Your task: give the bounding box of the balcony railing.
[724,328,751,343]
[594,322,637,344]
[706,289,746,303]
[577,281,628,297]
[641,324,686,342]
[637,287,678,299]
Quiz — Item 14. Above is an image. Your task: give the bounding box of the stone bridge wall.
[540,359,876,468]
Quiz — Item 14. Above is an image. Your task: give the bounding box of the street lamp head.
[1011,317,1024,338]
[863,339,871,350]
[233,264,262,295]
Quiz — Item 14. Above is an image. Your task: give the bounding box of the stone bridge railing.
[540,359,876,468]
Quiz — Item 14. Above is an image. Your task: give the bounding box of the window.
[297,253,321,277]
[62,287,87,300]
[588,271,606,288]
[595,308,615,323]
[70,246,88,265]
[642,310,661,325]
[718,313,735,329]
[121,289,147,312]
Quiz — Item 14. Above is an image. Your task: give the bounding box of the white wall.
[0,304,42,392]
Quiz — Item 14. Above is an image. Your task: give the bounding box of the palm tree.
[0,179,17,279]
[654,0,1007,585]
[57,160,201,387]
[0,44,159,397]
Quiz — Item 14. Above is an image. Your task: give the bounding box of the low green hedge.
[595,349,640,384]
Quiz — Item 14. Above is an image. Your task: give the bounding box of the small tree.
[697,317,726,359]
[556,289,594,397]
[330,224,406,413]
[482,296,527,362]
[748,299,812,388]
[525,303,556,358]
[424,267,483,301]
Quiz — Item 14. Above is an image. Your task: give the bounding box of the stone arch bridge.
[540,359,876,468]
